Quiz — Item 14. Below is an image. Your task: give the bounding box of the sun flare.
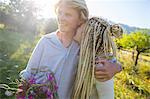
[33,0,57,18]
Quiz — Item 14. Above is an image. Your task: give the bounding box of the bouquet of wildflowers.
[16,70,58,99]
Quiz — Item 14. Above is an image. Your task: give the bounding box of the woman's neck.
[57,31,75,48]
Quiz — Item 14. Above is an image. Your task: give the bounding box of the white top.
[20,31,80,99]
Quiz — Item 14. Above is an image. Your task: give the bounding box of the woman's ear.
[78,15,87,26]
[78,20,84,26]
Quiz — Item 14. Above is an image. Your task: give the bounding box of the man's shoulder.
[43,31,57,39]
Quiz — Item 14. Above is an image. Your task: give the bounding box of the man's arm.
[95,59,122,82]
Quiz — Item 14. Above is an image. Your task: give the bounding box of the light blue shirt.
[20,31,79,99]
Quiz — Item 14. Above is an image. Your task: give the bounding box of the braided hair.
[72,17,123,99]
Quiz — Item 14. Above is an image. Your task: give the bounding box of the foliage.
[44,18,58,34]
[0,0,39,33]
[0,29,36,98]
[115,31,150,66]
[114,52,150,99]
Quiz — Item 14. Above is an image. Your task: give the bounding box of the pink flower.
[29,77,36,84]
[16,73,58,99]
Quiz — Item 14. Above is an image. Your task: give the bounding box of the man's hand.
[94,59,122,82]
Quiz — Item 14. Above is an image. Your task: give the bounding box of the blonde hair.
[72,17,123,99]
[55,0,89,22]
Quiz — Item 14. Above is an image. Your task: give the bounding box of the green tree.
[116,31,150,66]
[0,0,39,33]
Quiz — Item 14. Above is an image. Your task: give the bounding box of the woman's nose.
[58,13,66,22]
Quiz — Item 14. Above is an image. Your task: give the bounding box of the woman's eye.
[57,11,71,17]
[65,13,72,17]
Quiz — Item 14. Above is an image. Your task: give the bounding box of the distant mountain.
[121,24,150,34]
[119,24,139,34]
[107,20,150,34]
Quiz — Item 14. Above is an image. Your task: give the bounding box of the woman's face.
[73,23,85,44]
[56,3,82,34]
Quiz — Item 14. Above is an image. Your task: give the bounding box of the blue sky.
[39,0,149,28]
[86,0,150,28]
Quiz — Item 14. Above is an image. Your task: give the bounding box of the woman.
[18,0,122,99]
[73,17,123,99]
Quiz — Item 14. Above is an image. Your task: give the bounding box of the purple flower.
[46,89,53,99]
[28,94,34,99]
[29,77,36,84]
[17,73,59,99]
[47,73,54,81]
[16,96,25,99]
[54,85,58,91]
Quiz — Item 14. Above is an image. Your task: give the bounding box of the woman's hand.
[95,59,122,82]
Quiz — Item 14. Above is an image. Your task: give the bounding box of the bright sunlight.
[33,0,57,19]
